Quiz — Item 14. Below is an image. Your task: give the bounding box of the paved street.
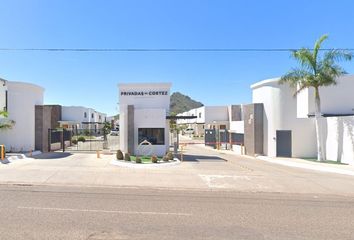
[2,143,354,195]
[2,143,354,239]
[1,185,354,240]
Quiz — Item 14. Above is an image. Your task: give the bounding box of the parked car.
[183,128,194,135]
[110,129,119,136]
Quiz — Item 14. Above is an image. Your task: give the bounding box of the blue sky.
[0,0,353,116]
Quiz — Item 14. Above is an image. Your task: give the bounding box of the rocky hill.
[170,92,203,114]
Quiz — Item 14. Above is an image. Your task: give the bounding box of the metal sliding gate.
[48,129,71,152]
[204,129,229,149]
[204,129,244,150]
[48,129,119,152]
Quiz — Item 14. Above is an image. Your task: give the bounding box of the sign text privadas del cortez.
[120,91,168,96]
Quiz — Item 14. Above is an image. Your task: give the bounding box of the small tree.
[279,34,352,161]
[102,121,112,141]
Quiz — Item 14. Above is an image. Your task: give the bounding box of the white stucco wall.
[119,83,171,156]
[230,121,244,134]
[0,79,6,111]
[177,108,198,125]
[204,106,229,124]
[325,116,354,165]
[251,78,317,158]
[62,106,107,129]
[297,75,354,117]
[62,106,87,123]
[0,81,44,152]
[177,105,228,127]
[134,108,169,156]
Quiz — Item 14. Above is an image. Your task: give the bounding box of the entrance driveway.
[1,144,354,196]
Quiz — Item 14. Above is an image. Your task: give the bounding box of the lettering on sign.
[120,91,168,96]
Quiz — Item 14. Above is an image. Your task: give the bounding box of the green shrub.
[151,155,158,163]
[72,139,78,145]
[124,153,131,161]
[116,150,124,160]
[135,156,142,164]
[163,156,169,162]
[78,136,86,142]
[167,152,174,160]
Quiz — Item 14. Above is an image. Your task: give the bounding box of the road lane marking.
[17,206,192,216]
[199,174,251,188]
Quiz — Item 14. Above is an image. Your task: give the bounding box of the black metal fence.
[48,128,119,152]
[204,129,244,149]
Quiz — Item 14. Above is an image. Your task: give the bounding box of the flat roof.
[250,77,280,89]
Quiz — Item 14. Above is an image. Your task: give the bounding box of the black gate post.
[48,129,51,152]
[61,129,65,152]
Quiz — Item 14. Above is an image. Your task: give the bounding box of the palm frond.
[313,34,328,61]
[279,69,313,96]
[292,49,316,71]
[324,49,353,63]
[316,63,346,87]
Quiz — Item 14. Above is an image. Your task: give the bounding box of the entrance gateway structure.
[119,83,171,156]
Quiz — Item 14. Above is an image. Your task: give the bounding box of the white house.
[251,78,316,158]
[177,106,229,136]
[60,106,107,132]
[119,83,171,156]
[251,75,354,164]
[0,80,44,152]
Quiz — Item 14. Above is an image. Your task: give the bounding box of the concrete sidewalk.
[198,144,354,176]
[2,149,354,196]
[256,156,354,176]
[0,152,208,189]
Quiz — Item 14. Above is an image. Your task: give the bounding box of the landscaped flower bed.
[115,150,176,164]
[130,155,164,164]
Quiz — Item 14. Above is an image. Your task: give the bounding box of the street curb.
[110,158,181,168]
[256,156,354,177]
[195,143,354,177]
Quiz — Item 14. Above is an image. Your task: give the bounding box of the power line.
[0,48,353,52]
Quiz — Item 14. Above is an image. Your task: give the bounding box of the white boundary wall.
[0,81,44,152]
[325,116,354,165]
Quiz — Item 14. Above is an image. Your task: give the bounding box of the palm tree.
[0,110,15,130]
[279,34,352,161]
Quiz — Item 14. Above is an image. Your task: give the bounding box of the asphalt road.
[1,185,354,240]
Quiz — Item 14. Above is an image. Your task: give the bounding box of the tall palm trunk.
[314,87,324,161]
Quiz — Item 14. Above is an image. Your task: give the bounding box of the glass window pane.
[138,128,165,145]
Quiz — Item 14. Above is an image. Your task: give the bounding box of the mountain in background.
[170,92,204,114]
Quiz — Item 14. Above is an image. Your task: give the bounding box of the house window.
[99,115,101,120]
[84,112,87,118]
[198,112,202,118]
[91,113,94,118]
[138,128,165,145]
